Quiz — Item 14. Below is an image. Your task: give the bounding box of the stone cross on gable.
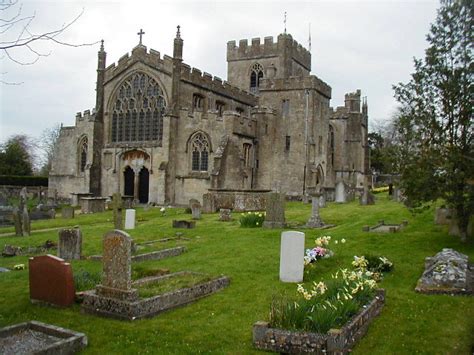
[137,29,145,45]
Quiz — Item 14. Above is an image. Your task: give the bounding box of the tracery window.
[190,132,210,171]
[111,73,166,144]
[250,63,264,94]
[78,136,88,172]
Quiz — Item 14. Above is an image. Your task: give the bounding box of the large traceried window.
[111,73,166,145]
[250,63,264,94]
[190,132,210,171]
[78,136,88,172]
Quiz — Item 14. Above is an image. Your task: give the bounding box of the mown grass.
[0,195,473,354]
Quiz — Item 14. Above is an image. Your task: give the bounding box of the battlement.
[75,109,96,125]
[259,75,331,99]
[180,62,257,106]
[227,33,311,70]
[104,45,173,82]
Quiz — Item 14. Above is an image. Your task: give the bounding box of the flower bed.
[253,289,385,354]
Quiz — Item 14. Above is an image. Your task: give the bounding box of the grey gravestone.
[306,190,324,228]
[263,192,285,228]
[2,245,22,257]
[416,248,472,295]
[112,193,123,229]
[96,230,138,301]
[219,209,232,221]
[62,206,75,219]
[124,209,136,230]
[359,188,375,206]
[58,227,82,260]
[172,220,196,229]
[202,193,215,213]
[434,207,452,225]
[279,231,305,282]
[318,192,327,208]
[12,207,23,236]
[189,199,202,220]
[335,181,346,203]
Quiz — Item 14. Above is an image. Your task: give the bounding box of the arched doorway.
[138,167,149,203]
[124,166,134,197]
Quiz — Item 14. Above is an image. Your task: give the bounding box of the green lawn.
[0,195,473,354]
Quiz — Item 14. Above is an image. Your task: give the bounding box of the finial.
[308,23,311,53]
[284,12,287,34]
[100,39,104,51]
[137,28,145,45]
[176,25,181,39]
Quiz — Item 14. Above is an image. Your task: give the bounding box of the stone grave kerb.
[96,230,138,301]
[112,193,123,229]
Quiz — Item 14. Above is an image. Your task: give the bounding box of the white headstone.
[124,209,136,230]
[279,231,305,283]
[335,181,346,203]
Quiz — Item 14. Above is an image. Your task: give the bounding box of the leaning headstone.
[279,231,305,283]
[124,209,136,230]
[306,190,324,228]
[219,208,232,221]
[263,192,285,228]
[415,248,472,295]
[29,254,75,307]
[96,230,138,301]
[62,206,75,219]
[58,227,82,260]
[335,181,346,203]
[189,199,202,220]
[112,193,123,229]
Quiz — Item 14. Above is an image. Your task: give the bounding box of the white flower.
[341,238,346,244]
[334,240,338,244]
[160,207,165,212]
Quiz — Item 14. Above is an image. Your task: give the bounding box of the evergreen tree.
[393,0,473,241]
[0,135,34,176]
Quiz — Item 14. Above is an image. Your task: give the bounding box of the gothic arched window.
[111,73,166,145]
[250,63,264,94]
[78,136,88,172]
[189,132,210,171]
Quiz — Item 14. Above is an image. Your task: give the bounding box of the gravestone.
[219,208,232,221]
[112,193,123,229]
[306,190,324,228]
[263,192,285,228]
[335,181,347,203]
[319,191,327,208]
[189,199,202,220]
[29,254,75,307]
[359,188,375,206]
[279,231,305,283]
[12,207,23,236]
[415,248,472,295]
[96,230,138,301]
[172,220,196,229]
[124,209,136,230]
[62,206,75,219]
[58,227,82,260]
[80,197,106,214]
[2,245,22,257]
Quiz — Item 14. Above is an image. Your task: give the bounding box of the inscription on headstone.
[58,227,82,260]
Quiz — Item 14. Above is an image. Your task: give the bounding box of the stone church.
[49,27,369,206]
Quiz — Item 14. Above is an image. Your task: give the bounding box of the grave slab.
[125,209,136,230]
[279,231,305,283]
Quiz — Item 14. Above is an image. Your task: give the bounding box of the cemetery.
[0,192,472,353]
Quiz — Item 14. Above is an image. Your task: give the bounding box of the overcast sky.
[0,0,439,144]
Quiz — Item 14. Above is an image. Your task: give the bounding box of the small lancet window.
[216,101,225,117]
[79,137,88,172]
[250,63,264,94]
[193,94,204,111]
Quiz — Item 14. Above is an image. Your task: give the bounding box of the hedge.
[0,175,48,187]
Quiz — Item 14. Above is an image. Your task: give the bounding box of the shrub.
[239,211,265,228]
[74,270,101,292]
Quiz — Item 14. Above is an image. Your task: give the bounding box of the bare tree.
[1,0,99,83]
[37,123,61,175]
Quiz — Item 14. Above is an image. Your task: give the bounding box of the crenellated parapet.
[227,34,311,70]
[180,63,257,106]
[75,109,97,125]
[259,75,331,99]
[104,45,173,82]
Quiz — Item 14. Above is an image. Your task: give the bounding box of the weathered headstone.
[80,197,106,214]
[112,193,123,229]
[172,220,196,229]
[319,192,327,208]
[189,199,202,220]
[22,204,31,236]
[359,188,375,206]
[263,192,285,228]
[58,227,82,260]
[2,245,22,257]
[306,190,324,228]
[124,209,136,230]
[219,208,232,221]
[96,230,138,301]
[29,254,75,307]
[62,206,75,219]
[12,207,23,236]
[335,181,346,203]
[202,193,215,213]
[279,231,305,283]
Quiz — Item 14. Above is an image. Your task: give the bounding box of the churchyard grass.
[0,196,473,353]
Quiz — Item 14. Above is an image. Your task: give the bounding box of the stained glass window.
[111,73,166,144]
[190,132,210,171]
[79,137,88,172]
